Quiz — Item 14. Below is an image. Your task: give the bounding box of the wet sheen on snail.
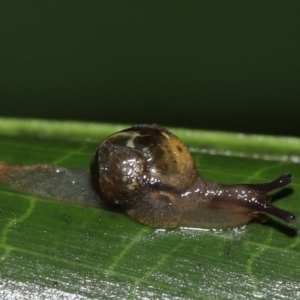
[0,124,296,229]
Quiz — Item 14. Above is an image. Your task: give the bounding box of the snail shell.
[90,124,296,228]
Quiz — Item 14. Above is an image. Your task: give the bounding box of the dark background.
[1,1,299,136]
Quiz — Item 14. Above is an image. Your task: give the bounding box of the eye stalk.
[240,173,296,225]
[244,173,293,193]
[197,173,296,228]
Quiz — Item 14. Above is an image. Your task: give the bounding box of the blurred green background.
[1,1,299,136]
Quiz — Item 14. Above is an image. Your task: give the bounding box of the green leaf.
[0,117,299,299]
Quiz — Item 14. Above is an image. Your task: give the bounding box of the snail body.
[0,124,296,229]
[90,124,296,228]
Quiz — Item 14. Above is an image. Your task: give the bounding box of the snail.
[0,124,296,229]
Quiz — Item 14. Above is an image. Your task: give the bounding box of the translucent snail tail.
[0,162,100,206]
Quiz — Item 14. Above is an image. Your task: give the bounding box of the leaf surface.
[0,118,299,299]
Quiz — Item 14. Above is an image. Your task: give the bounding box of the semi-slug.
[0,124,296,229]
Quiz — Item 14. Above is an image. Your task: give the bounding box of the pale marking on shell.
[126,132,139,149]
[160,131,170,140]
[107,131,141,149]
[160,130,180,160]
[124,130,151,149]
